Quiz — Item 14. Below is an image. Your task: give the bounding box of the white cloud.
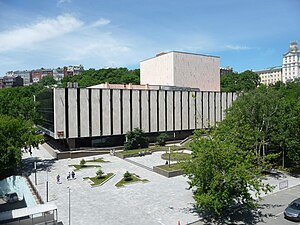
[225,45,251,50]
[89,18,111,28]
[0,14,83,53]
[57,0,71,5]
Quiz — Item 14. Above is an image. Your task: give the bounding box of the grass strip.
[115,174,148,187]
[89,173,114,186]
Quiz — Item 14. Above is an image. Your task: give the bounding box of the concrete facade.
[47,88,237,141]
[140,51,220,91]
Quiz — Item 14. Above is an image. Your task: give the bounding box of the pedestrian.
[71,171,75,179]
[29,147,32,156]
[67,172,71,180]
[56,174,60,184]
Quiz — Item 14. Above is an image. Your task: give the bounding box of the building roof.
[140,51,220,63]
[0,203,57,222]
[254,66,282,73]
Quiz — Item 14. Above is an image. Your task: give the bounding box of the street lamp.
[173,132,175,147]
[168,147,171,168]
[68,187,71,225]
[34,162,37,185]
[46,168,49,202]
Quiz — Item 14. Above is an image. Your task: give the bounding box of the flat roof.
[140,51,220,63]
[0,203,57,222]
[254,66,282,73]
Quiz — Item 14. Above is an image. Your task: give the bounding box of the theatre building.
[37,52,237,150]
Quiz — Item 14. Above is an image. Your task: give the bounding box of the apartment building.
[282,41,300,83]
[256,41,300,85]
[256,66,282,86]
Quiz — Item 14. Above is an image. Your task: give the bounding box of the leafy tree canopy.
[60,68,140,87]
[219,82,300,167]
[41,75,57,86]
[186,80,300,218]
[0,85,44,122]
[221,70,260,92]
[185,129,272,218]
[0,115,43,178]
[124,128,149,150]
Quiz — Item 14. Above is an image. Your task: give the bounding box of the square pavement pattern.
[24,146,199,225]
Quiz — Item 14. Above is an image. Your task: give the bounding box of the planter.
[153,166,184,178]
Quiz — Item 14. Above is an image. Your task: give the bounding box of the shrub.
[124,128,149,150]
[80,159,86,167]
[156,133,168,146]
[96,168,104,179]
[123,171,133,181]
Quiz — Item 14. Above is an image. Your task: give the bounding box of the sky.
[0,0,299,75]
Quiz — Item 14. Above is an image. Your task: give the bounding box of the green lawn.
[89,173,114,186]
[115,174,148,187]
[121,148,150,155]
[86,158,108,163]
[161,152,191,161]
[69,164,101,171]
[121,146,187,155]
[157,163,184,171]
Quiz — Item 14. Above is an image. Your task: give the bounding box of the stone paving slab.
[24,146,200,225]
[22,145,300,225]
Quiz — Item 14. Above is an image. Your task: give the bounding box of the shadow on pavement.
[188,202,283,225]
[22,156,56,178]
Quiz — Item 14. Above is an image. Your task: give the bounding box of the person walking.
[71,171,75,179]
[67,172,71,180]
[56,174,60,184]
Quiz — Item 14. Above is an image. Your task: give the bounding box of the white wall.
[173,52,220,91]
[140,51,220,91]
[140,53,174,86]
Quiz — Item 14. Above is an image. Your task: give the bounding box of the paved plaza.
[23,146,199,225]
[22,145,300,225]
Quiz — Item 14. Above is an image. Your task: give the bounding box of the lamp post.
[46,168,49,202]
[68,187,71,225]
[34,162,37,185]
[173,132,175,147]
[282,145,285,168]
[168,147,171,168]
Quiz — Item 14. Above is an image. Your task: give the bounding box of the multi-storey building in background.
[255,41,300,85]
[2,76,23,88]
[220,66,233,76]
[0,78,3,89]
[0,65,84,88]
[14,70,31,85]
[255,66,282,86]
[282,41,300,83]
[64,65,84,76]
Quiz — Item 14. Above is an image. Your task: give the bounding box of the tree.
[96,168,104,179]
[60,67,140,88]
[123,171,133,181]
[221,70,260,92]
[156,133,168,146]
[124,128,149,150]
[185,129,271,218]
[0,115,43,179]
[218,83,300,167]
[80,159,86,167]
[41,75,57,86]
[0,85,43,122]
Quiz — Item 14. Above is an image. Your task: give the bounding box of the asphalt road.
[190,184,300,225]
[257,184,300,225]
